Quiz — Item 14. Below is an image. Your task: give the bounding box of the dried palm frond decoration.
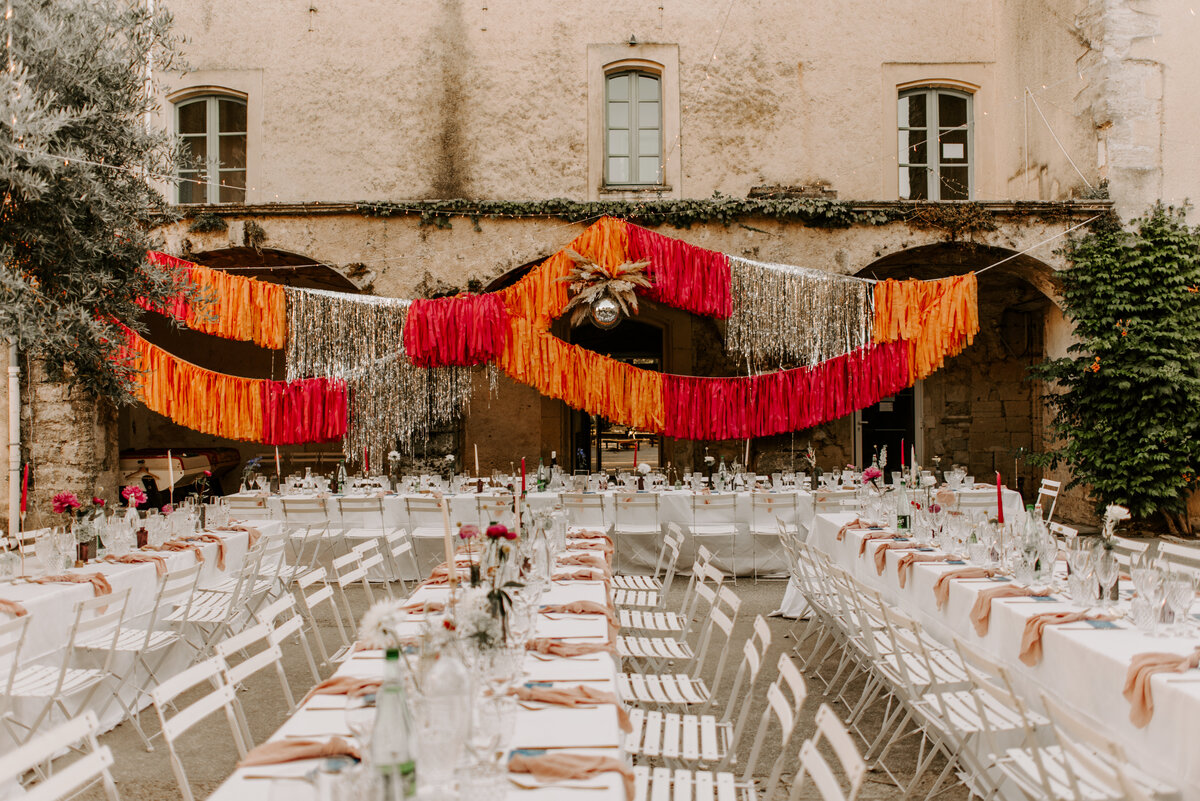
[557,249,652,328]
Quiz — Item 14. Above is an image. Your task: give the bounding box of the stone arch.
[187,246,369,293]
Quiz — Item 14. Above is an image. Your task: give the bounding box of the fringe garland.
[727,256,874,367]
[625,222,733,318]
[500,317,664,432]
[145,251,287,349]
[285,287,410,380]
[118,326,346,444]
[404,293,510,367]
[660,341,910,441]
[872,273,979,382]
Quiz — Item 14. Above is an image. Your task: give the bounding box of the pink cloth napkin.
[969,584,1049,636]
[179,533,227,570]
[0,598,28,617]
[526,638,614,657]
[401,600,446,614]
[102,553,168,576]
[514,684,632,733]
[873,542,913,575]
[237,737,360,767]
[508,752,634,800]
[566,539,614,555]
[896,552,951,588]
[300,676,382,705]
[542,600,619,641]
[218,524,262,547]
[1019,611,1110,666]
[836,518,868,542]
[1123,648,1200,728]
[859,535,897,557]
[553,567,611,582]
[29,572,112,596]
[558,552,609,570]
[933,567,995,610]
[151,540,206,563]
[569,530,613,545]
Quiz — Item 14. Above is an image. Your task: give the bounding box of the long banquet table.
[811,510,1200,798]
[0,519,281,746]
[207,540,629,800]
[230,485,1024,578]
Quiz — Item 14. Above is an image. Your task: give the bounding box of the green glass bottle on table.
[895,478,911,533]
[372,649,417,799]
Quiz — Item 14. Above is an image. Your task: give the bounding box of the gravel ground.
[69,575,968,801]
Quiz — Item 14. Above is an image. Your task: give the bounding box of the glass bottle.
[372,649,417,799]
[536,457,547,492]
[895,478,911,533]
[716,457,728,492]
[336,460,348,494]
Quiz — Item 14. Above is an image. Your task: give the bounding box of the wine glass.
[1094,548,1119,610]
[1163,572,1196,635]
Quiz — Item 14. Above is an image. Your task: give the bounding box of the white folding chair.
[151,657,248,801]
[330,548,375,633]
[0,711,119,801]
[3,589,130,747]
[253,594,322,685]
[475,493,515,529]
[383,529,420,593]
[612,492,661,572]
[405,495,451,577]
[280,496,334,567]
[614,523,684,609]
[76,563,202,751]
[812,489,861,515]
[293,567,353,667]
[787,703,867,801]
[689,493,739,575]
[215,622,295,747]
[748,492,798,582]
[225,495,273,521]
[561,492,610,532]
[336,496,399,580]
[1037,479,1062,522]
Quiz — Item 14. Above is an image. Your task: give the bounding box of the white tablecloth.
[810,511,1200,799]
[207,546,627,801]
[0,520,279,746]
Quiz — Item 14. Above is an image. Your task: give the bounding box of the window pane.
[219,99,247,133]
[608,157,630,184]
[637,74,660,100]
[637,156,661,183]
[607,101,629,129]
[638,101,660,130]
[177,100,206,134]
[897,130,926,165]
[608,130,630,157]
[178,171,204,203]
[898,93,926,128]
[638,128,660,156]
[900,166,928,199]
[181,134,207,171]
[607,73,630,101]
[940,167,969,200]
[219,133,247,168]
[939,127,968,163]
[219,170,246,203]
[938,93,968,129]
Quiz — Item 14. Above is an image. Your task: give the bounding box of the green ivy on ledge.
[357,196,895,230]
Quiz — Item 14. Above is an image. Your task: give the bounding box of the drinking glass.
[1163,572,1196,635]
[1130,596,1158,635]
[1132,568,1164,635]
[344,692,376,751]
[34,532,55,575]
[1012,551,1035,586]
[1094,548,1119,610]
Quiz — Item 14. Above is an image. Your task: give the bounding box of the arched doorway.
[855,242,1058,497]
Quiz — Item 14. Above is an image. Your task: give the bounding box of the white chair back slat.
[0,711,119,801]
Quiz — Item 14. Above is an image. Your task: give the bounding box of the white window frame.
[604,69,663,187]
[898,87,974,201]
[174,93,247,205]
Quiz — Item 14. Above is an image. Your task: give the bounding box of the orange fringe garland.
[146,252,287,349]
[871,273,979,382]
[118,327,346,443]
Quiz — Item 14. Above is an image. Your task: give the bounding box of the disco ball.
[590,296,622,329]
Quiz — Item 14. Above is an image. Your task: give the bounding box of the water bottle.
[895,479,911,533]
[372,650,417,799]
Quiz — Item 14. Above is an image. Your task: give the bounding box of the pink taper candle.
[521,457,526,495]
[996,471,1004,524]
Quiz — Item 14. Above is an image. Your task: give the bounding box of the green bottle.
[372,649,417,799]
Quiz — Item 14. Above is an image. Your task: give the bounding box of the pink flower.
[52,491,82,515]
[161,504,174,515]
[121,485,147,506]
[459,524,479,541]
[203,469,212,477]
[92,497,105,507]
[486,523,509,540]
[862,466,883,482]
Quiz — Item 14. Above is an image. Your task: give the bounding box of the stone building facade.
[7,0,1198,528]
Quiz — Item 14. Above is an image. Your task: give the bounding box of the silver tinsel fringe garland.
[726,256,874,367]
[284,287,473,465]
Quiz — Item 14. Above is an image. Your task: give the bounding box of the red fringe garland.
[138,252,192,321]
[625,223,733,318]
[661,340,911,440]
[260,378,348,445]
[404,293,510,367]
